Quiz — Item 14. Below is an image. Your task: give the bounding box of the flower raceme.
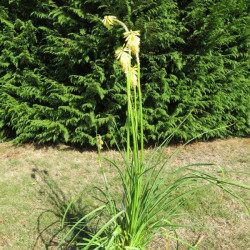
[115,47,138,88]
[97,135,104,150]
[102,16,140,53]
[115,46,131,74]
[102,16,140,75]
[124,30,140,55]
[131,65,138,88]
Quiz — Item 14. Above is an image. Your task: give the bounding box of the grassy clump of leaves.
[58,17,249,249]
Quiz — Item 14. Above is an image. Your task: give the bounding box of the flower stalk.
[102,15,144,242]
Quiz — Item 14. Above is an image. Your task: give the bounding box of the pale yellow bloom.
[97,135,104,150]
[102,16,117,28]
[131,65,138,88]
[115,46,131,73]
[124,30,140,55]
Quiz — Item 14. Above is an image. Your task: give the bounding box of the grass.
[0,138,249,249]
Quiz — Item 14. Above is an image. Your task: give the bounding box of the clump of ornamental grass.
[57,17,250,249]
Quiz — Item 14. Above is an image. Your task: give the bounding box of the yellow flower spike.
[97,135,104,150]
[131,65,138,88]
[115,46,131,74]
[124,30,140,55]
[102,15,117,28]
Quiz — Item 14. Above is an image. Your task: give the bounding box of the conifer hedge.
[0,0,249,146]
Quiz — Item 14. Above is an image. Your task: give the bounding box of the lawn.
[0,138,249,249]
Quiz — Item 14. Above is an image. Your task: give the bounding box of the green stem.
[125,52,132,210]
[129,84,138,172]
[136,53,144,172]
[128,77,139,236]
[131,53,144,235]
[126,71,131,163]
[115,19,129,32]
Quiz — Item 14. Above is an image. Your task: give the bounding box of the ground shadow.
[31,168,93,249]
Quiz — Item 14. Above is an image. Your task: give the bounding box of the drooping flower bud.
[102,16,117,28]
[97,135,104,150]
[123,30,140,55]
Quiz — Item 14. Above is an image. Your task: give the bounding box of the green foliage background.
[0,0,249,146]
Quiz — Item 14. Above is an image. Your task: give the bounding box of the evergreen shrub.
[0,0,249,146]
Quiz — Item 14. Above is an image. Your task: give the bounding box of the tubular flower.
[102,16,117,28]
[115,46,131,73]
[124,30,140,55]
[131,66,138,88]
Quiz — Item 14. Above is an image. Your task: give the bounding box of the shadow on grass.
[31,168,92,249]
